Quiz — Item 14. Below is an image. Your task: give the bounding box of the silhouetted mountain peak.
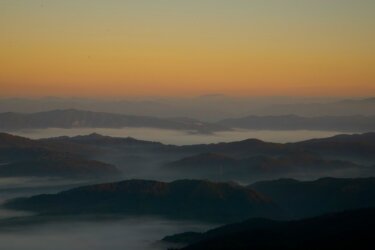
[88,132,101,136]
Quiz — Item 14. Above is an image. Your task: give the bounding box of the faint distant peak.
[338,97,375,104]
[196,94,227,99]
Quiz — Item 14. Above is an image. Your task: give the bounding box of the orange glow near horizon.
[1,1,374,97]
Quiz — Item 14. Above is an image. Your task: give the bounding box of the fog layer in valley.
[0,110,373,250]
[6,127,344,145]
[0,216,214,250]
[0,178,214,250]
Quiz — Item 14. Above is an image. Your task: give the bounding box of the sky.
[0,0,374,97]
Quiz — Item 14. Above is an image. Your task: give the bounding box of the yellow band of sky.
[0,0,374,97]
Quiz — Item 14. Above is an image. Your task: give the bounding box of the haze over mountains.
[1,96,374,136]
[1,109,375,133]
[0,109,227,134]
[1,96,374,121]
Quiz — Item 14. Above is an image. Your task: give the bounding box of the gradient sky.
[1,0,374,97]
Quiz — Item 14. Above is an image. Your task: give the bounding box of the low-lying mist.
[0,177,99,202]
[6,127,344,145]
[0,178,215,250]
[0,216,214,250]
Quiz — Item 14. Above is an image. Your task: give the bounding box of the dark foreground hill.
[3,179,282,223]
[250,177,375,218]
[164,208,375,250]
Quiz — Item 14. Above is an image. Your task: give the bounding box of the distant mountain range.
[0,109,227,133]
[259,97,375,117]
[3,179,281,222]
[164,207,375,250]
[1,96,375,120]
[1,109,375,133]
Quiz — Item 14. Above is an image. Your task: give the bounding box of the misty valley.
[0,118,375,249]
